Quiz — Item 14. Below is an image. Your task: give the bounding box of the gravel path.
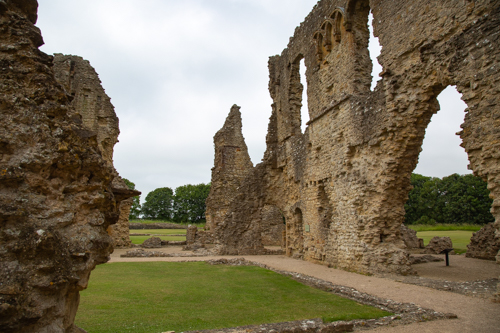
[109,248,500,333]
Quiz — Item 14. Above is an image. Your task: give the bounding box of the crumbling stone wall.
[205,105,254,235]
[208,0,500,277]
[52,54,135,248]
[0,1,136,331]
[466,223,500,260]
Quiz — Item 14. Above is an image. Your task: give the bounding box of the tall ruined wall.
[205,105,253,234]
[0,1,135,331]
[213,0,500,276]
[52,54,134,248]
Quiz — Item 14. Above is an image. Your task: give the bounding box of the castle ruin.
[0,1,137,331]
[206,0,500,277]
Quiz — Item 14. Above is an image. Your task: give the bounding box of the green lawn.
[130,229,187,235]
[130,219,206,228]
[416,230,474,254]
[129,235,186,245]
[76,262,391,333]
[408,224,481,232]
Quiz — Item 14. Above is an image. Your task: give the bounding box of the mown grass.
[407,224,481,254]
[407,224,482,232]
[130,229,187,235]
[416,230,473,254]
[130,219,206,228]
[76,262,391,333]
[129,235,186,245]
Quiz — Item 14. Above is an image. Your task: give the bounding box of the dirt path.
[109,249,500,333]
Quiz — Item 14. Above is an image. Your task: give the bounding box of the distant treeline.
[123,180,210,223]
[404,173,494,225]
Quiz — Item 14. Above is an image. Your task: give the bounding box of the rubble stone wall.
[52,54,133,248]
[0,0,135,331]
[205,105,254,234]
[208,0,500,276]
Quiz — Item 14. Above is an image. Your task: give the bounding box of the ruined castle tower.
[52,54,136,248]
[0,1,137,331]
[208,0,500,279]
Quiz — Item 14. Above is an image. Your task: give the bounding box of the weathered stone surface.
[52,54,136,248]
[261,205,285,247]
[466,223,500,260]
[208,0,500,278]
[141,237,163,249]
[424,237,453,255]
[0,1,135,331]
[205,105,254,235]
[400,224,422,249]
[409,255,444,265]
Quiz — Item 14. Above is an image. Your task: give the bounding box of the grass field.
[129,229,187,245]
[408,224,482,232]
[76,262,391,333]
[129,235,186,245]
[130,219,206,228]
[130,229,187,235]
[416,230,473,254]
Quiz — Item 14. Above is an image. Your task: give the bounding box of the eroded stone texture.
[466,223,500,260]
[400,224,422,249]
[424,237,453,255]
[141,236,162,249]
[52,54,135,248]
[209,0,500,277]
[205,105,254,235]
[0,1,135,331]
[260,205,285,247]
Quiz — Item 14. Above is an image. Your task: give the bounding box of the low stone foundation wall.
[129,223,187,230]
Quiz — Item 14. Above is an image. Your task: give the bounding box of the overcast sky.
[36,0,470,200]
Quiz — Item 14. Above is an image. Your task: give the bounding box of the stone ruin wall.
[52,54,135,248]
[0,1,137,331]
[205,105,254,238]
[207,0,500,279]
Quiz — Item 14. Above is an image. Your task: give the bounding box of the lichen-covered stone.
[0,1,135,331]
[466,223,500,260]
[208,0,500,278]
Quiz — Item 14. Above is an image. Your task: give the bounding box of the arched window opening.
[299,58,310,134]
[321,20,334,52]
[415,86,471,177]
[313,31,324,62]
[331,11,343,43]
[368,12,382,91]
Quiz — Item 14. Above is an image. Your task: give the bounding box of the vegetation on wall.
[404,173,494,225]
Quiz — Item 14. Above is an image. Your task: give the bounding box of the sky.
[36,0,471,200]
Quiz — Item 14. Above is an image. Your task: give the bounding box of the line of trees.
[404,173,494,225]
[122,180,211,223]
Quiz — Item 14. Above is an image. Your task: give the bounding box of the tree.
[141,187,174,220]
[404,173,432,224]
[172,183,211,223]
[439,173,494,225]
[123,178,141,219]
[404,173,493,225]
